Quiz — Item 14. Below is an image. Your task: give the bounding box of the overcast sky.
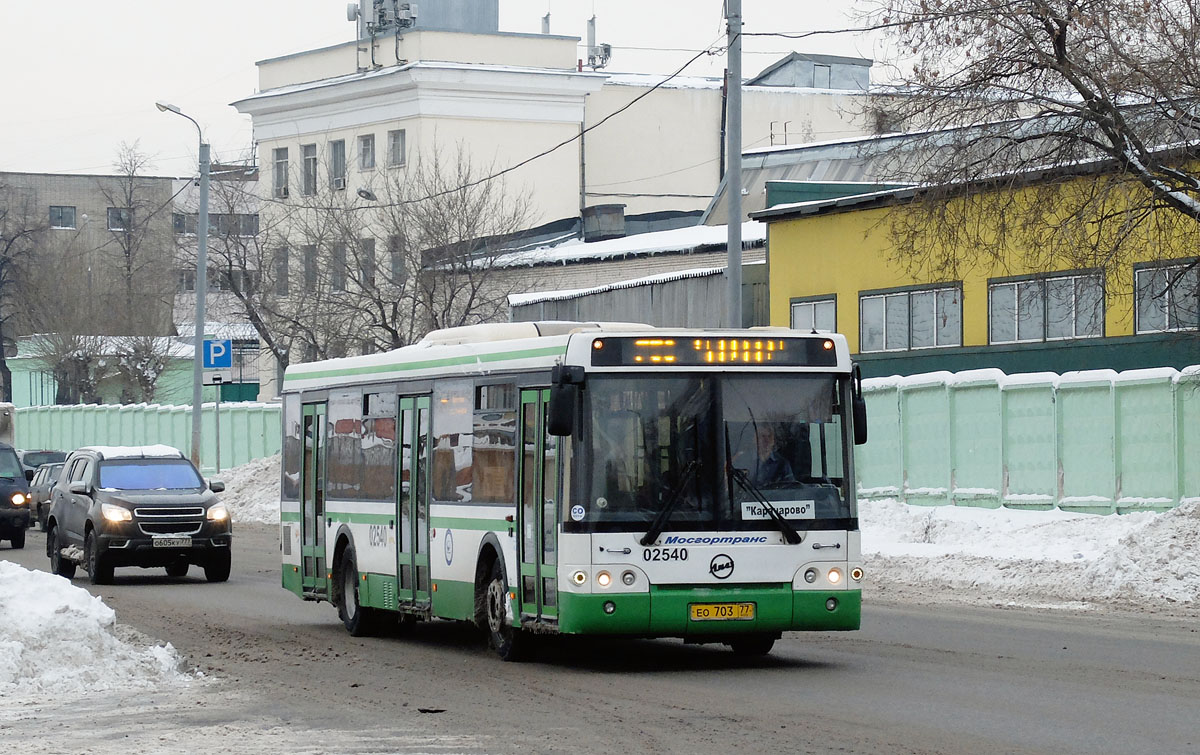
[0,1,874,178]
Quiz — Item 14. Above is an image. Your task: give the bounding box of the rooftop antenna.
[586,15,611,70]
[542,12,551,34]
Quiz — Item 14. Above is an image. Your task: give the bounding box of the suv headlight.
[101,503,132,522]
[10,492,27,506]
[207,504,230,522]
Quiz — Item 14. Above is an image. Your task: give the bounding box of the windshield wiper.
[639,459,700,546]
[728,468,802,544]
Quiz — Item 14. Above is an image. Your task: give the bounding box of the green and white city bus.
[279,321,867,660]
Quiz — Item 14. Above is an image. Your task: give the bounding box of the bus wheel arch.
[334,534,377,637]
[473,535,504,630]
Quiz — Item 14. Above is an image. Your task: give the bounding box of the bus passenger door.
[396,396,432,608]
[517,389,558,623]
[300,402,327,595]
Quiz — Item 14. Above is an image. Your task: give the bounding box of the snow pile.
[215,454,280,524]
[0,561,189,696]
[861,499,1200,609]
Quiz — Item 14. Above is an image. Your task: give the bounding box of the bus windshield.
[570,373,854,534]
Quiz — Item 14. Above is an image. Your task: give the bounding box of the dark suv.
[0,442,32,548]
[45,446,232,584]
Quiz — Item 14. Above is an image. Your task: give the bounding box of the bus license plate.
[689,602,755,621]
[153,537,192,548]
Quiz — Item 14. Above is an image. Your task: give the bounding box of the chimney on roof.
[582,204,626,242]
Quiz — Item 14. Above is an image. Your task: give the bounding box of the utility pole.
[725,0,743,329]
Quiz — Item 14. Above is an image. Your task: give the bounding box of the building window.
[813,64,831,88]
[360,238,376,288]
[273,147,289,198]
[331,243,347,290]
[989,273,1103,343]
[178,269,195,292]
[790,297,835,333]
[49,205,76,229]
[107,207,131,231]
[301,144,317,196]
[274,247,289,296]
[329,140,346,189]
[358,134,375,170]
[1135,262,1199,333]
[303,245,317,288]
[387,129,406,167]
[388,235,407,286]
[860,285,961,352]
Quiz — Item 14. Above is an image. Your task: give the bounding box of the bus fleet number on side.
[643,547,688,562]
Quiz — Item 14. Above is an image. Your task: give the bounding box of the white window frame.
[272,147,289,197]
[49,205,76,229]
[790,297,836,333]
[301,144,317,196]
[1135,262,1199,333]
[859,285,961,353]
[329,140,346,189]
[387,129,406,167]
[988,273,1104,344]
[106,207,131,231]
[358,134,375,170]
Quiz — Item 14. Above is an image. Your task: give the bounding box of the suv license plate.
[153,537,192,548]
[689,602,755,621]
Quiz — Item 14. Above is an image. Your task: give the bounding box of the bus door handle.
[599,547,631,554]
[811,542,841,550]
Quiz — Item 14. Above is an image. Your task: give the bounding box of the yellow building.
[752,184,1200,377]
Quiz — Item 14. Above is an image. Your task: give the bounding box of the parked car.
[28,462,65,530]
[0,442,32,548]
[45,445,231,584]
[17,449,68,482]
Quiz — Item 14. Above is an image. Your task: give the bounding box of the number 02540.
[689,602,756,621]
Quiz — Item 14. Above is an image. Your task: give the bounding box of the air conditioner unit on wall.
[333,177,346,190]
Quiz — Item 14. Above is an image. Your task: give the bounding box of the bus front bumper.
[557,584,861,636]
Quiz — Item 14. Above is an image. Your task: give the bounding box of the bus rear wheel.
[483,559,525,662]
[728,634,776,656]
[337,545,378,637]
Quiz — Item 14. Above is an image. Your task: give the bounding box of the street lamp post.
[156,101,210,469]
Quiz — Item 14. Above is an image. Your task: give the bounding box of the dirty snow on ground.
[217,455,1200,612]
[215,454,280,524]
[0,561,191,697]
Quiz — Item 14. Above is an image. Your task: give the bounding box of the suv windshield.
[98,460,204,490]
[0,449,22,479]
[569,374,854,534]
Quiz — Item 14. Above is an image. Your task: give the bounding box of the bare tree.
[200,142,537,377]
[866,0,1200,282]
[0,181,45,401]
[95,142,176,335]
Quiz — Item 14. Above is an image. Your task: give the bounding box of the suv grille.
[134,506,204,536]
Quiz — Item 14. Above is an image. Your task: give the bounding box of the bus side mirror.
[548,365,584,437]
[852,364,868,446]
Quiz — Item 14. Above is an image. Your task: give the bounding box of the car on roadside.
[44,445,232,584]
[0,442,33,548]
[29,462,65,530]
[17,449,68,482]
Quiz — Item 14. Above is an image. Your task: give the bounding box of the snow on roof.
[175,322,260,341]
[80,444,185,460]
[493,221,766,269]
[508,260,765,307]
[15,336,194,360]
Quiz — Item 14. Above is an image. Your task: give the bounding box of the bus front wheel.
[484,559,526,662]
[728,633,776,656]
[337,544,378,637]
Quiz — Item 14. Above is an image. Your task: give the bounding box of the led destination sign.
[590,336,838,367]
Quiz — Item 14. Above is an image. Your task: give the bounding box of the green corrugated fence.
[857,366,1200,513]
[14,401,280,475]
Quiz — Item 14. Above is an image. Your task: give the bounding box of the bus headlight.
[101,503,132,523]
[596,571,612,588]
[10,492,27,506]
[571,570,587,586]
[827,568,842,585]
